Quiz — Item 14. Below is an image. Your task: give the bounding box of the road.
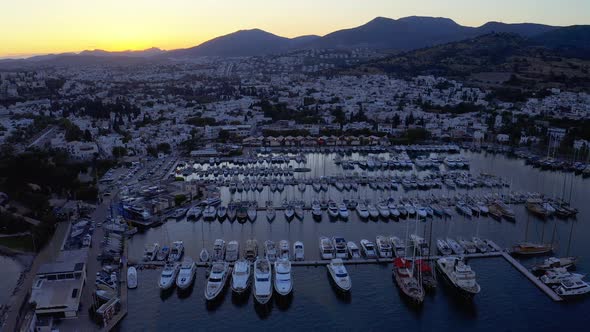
[27,126,56,149]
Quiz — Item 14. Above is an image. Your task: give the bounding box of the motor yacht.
[127,266,138,289]
[327,258,351,292]
[472,237,488,253]
[459,239,477,254]
[447,238,465,255]
[436,256,481,299]
[327,201,339,218]
[274,258,293,296]
[199,248,209,262]
[436,239,453,256]
[168,241,184,262]
[311,200,323,220]
[284,205,295,220]
[253,258,273,304]
[217,205,227,221]
[376,236,393,258]
[356,202,370,219]
[176,257,196,290]
[244,239,258,261]
[264,240,277,262]
[279,240,290,260]
[360,239,377,259]
[204,261,230,301]
[203,205,217,221]
[143,243,160,262]
[332,237,348,259]
[367,204,380,219]
[225,240,239,262]
[231,258,252,294]
[156,246,169,261]
[347,241,361,259]
[294,205,304,220]
[338,202,349,219]
[555,279,590,298]
[410,234,429,256]
[212,239,226,261]
[266,206,276,222]
[159,263,179,290]
[540,268,585,285]
[390,236,406,257]
[377,203,390,219]
[247,205,257,222]
[293,241,304,261]
[319,236,336,260]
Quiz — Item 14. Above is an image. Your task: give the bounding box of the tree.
[157,142,171,154]
[83,129,93,142]
[174,194,187,206]
[112,146,127,159]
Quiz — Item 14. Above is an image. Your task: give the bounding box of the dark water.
[120,152,590,331]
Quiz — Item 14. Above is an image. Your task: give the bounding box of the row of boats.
[532,257,590,298]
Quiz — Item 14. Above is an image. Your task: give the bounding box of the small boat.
[332,236,348,259]
[176,257,196,290]
[205,261,230,301]
[540,268,585,285]
[225,240,240,262]
[459,239,477,254]
[244,239,258,261]
[512,242,554,256]
[247,205,257,222]
[127,266,138,289]
[231,258,252,294]
[227,204,237,222]
[159,263,180,290]
[199,248,210,262]
[217,205,227,221]
[274,258,293,296]
[436,239,453,256]
[360,239,377,259]
[266,206,276,222]
[294,205,304,220]
[237,205,248,223]
[327,258,351,292]
[347,241,361,259]
[392,257,424,304]
[279,240,290,260]
[212,239,226,261]
[284,205,295,220]
[264,240,277,262]
[168,241,184,262]
[253,258,273,304]
[293,241,304,261]
[203,205,217,221]
[187,206,202,220]
[311,200,323,220]
[410,235,429,256]
[156,246,170,261]
[338,202,349,219]
[319,236,335,260]
[555,279,590,299]
[377,203,390,219]
[367,204,380,219]
[472,237,488,253]
[143,243,160,262]
[447,238,465,255]
[356,202,370,219]
[390,236,406,258]
[327,201,339,218]
[376,235,393,258]
[436,256,480,299]
[532,257,578,273]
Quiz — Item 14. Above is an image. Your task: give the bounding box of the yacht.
[472,237,488,253]
[367,204,380,219]
[264,240,277,262]
[356,202,370,219]
[319,236,336,260]
[360,239,377,259]
[203,205,217,221]
[376,236,393,258]
[459,239,477,254]
[512,242,554,256]
[217,205,227,221]
[199,248,209,262]
[447,238,465,255]
[338,202,349,219]
[212,239,226,261]
[231,259,252,294]
[225,240,240,262]
[456,201,472,217]
[266,206,276,222]
[392,257,424,304]
[143,243,160,262]
[532,257,578,273]
[168,241,184,262]
[410,235,429,256]
[327,258,352,292]
[555,279,590,298]
[390,236,406,258]
[377,203,390,219]
[127,266,138,289]
[227,204,237,222]
[311,200,323,220]
[347,241,361,259]
[247,205,257,222]
[176,257,196,290]
[293,241,305,261]
[253,258,273,304]
[244,239,259,261]
[540,268,585,285]
[327,201,339,218]
[279,240,290,260]
[237,205,248,223]
[159,263,179,290]
[284,205,295,221]
[312,182,321,192]
[436,256,481,299]
[436,239,453,256]
[294,205,304,220]
[332,237,348,259]
[205,261,230,301]
[274,258,293,296]
[156,246,170,261]
[187,206,202,220]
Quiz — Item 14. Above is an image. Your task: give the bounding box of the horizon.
[1,0,589,59]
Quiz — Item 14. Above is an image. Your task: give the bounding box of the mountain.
[532,25,590,58]
[477,22,556,37]
[79,47,165,57]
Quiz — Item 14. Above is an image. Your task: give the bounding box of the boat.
[225,240,239,262]
[532,257,578,273]
[338,202,349,219]
[253,258,273,304]
[293,241,304,261]
[390,236,406,258]
[237,205,248,223]
[415,259,437,291]
[327,258,352,292]
[205,261,230,301]
[392,257,424,304]
[332,237,348,259]
[176,257,196,290]
[456,201,472,216]
[367,204,380,219]
[211,239,226,261]
[447,238,465,255]
[127,266,138,289]
[555,279,590,299]
[494,201,516,220]
[459,239,477,254]
[231,258,252,294]
[203,205,217,221]
[244,239,259,261]
[217,205,227,221]
[143,243,160,262]
[264,240,277,262]
[347,241,361,259]
[319,236,335,260]
[540,268,585,285]
[266,206,276,222]
[512,242,554,256]
[168,241,184,262]
[356,202,370,219]
[156,262,179,290]
[436,256,481,299]
[472,237,488,253]
[377,203,390,219]
[327,201,339,218]
[279,240,290,260]
[410,235,429,256]
[436,239,453,256]
[187,206,202,220]
[376,235,393,258]
[360,239,377,259]
[227,204,237,222]
[311,200,323,220]
[284,205,295,221]
[274,258,293,296]
[294,205,304,220]
[247,205,257,221]
[156,246,170,261]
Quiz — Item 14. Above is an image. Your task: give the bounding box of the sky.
[1,0,589,58]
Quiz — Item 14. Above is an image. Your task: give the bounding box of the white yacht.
[294,205,304,220]
[332,237,348,259]
[247,205,257,221]
[254,258,273,304]
[338,202,349,219]
[377,203,390,219]
[436,256,481,299]
[376,236,393,258]
[187,206,202,220]
[264,240,277,262]
[459,239,477,254]
[225,240,239,262]
[159,263,179,290]
[319,236,336,260]
[205,261,230,301]
[212,239,226,261]
[168,241,184,262]
[203,205,217,221]
[244,239,258,261]
[293,241,304,261]
[472,237,488,253]
[231,259,252,294]
[274,258,293,296]
[360,239,377,259]
[437,239,453,256]
[176,257,196,290]
[127,266,138,289]
[347,241,361,259]
[410,234,429,256]
[367,204,380,219]
[284,206,295,220]
[311,200,323,220]
[327,258,351,292]
[217,205,227,221]
[447,238,465,255]
[356,202,370,219]
[390,236,406,258]
[540,268,585,285]
[199,248,210,262]
[327,201,339,218]
[279,240,290,260]
[555,279,590,298]
[266,206,276,222]
[143,242,160,262]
